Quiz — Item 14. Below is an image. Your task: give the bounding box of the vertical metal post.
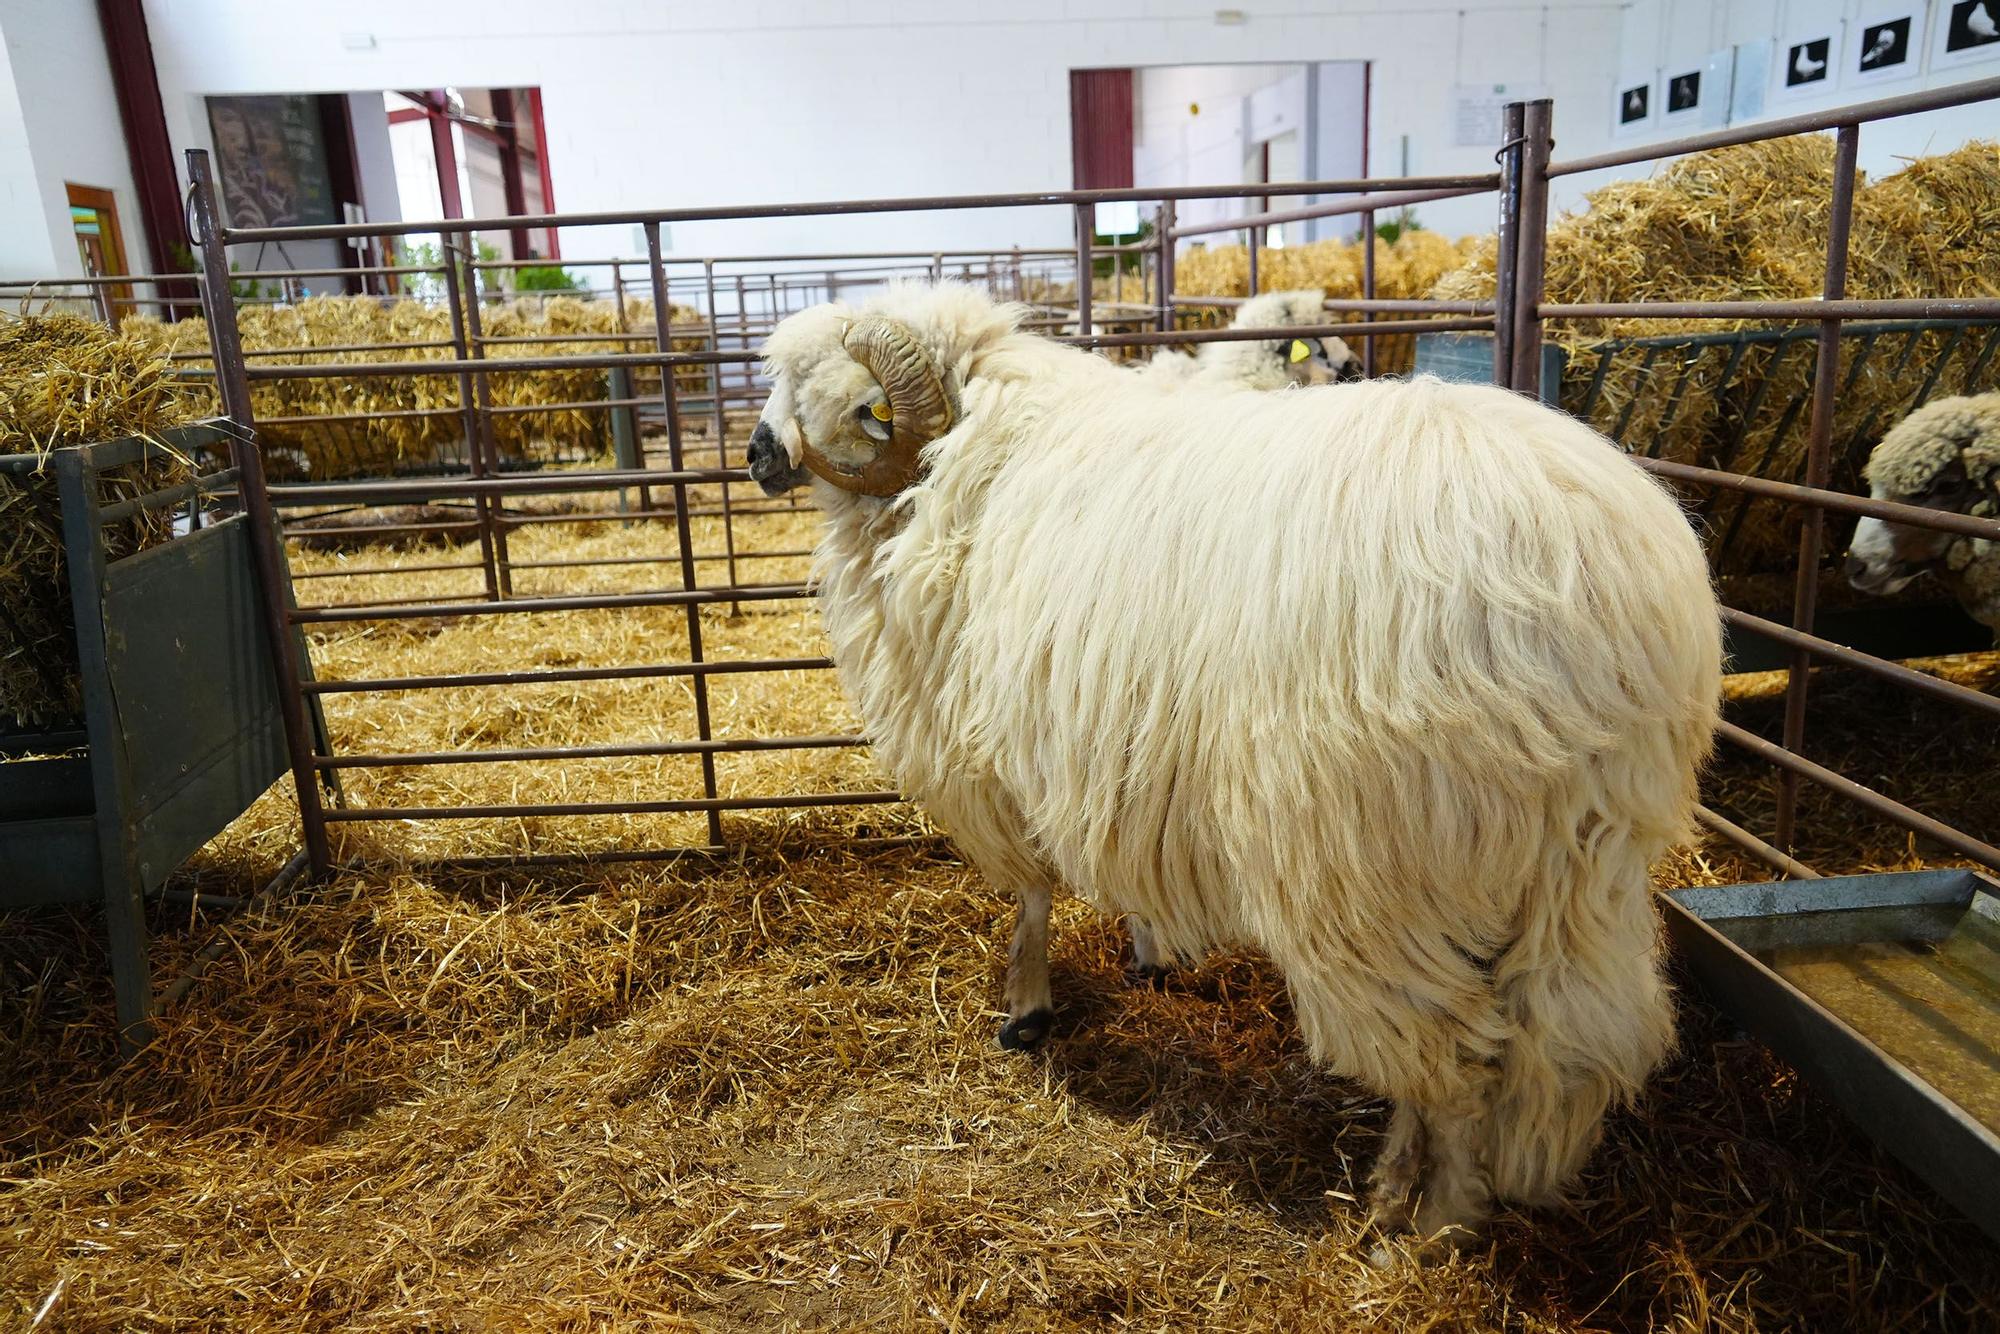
[1492,102,1525,390]
[1155,200,1175,333]
[54,448,151,1049]
[1011,246,1023,302]
[645,223,725,847]
[447,240,515,596]
[705,258,741,610]
[1361,210,1377,378]
[1247,223,1260,297]
[1509,99,1554,398]
[439,242,506,598]
[1775,122,1860,854]
[185,149,332,879]
[1074,202,1095,339]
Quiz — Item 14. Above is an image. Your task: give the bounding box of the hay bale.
[0,314,200,726]
[127,295,716,481]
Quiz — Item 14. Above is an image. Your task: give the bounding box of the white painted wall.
[0,0,146,282]
[130,0,1636,266]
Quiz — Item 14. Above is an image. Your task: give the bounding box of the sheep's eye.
[1287,339,1312,364]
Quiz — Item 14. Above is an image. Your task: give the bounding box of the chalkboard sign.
[205,95,338,228]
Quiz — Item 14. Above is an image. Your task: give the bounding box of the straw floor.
[4,496,1998,1330]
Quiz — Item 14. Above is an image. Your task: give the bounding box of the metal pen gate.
[134,71,2000,885]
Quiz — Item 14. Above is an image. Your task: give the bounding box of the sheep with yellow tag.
[1132,288,1364,391]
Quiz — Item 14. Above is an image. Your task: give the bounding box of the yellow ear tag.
[1288,339,1312,363]
[870,402,892,422]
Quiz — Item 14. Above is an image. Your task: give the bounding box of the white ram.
[744,281,1721,1249]
[1845,392,2000,638]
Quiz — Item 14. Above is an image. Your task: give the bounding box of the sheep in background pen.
[745,282,1721,1252]
[1135,288,1364,389]
[1845,392,2000,639]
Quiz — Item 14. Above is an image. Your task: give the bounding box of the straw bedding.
[0,313,201,727]
[4,497,1998,1330]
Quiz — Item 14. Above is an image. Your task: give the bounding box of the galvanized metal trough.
[1663,870,2000,1242]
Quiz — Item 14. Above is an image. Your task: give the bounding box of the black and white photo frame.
[1613,73,1656,136]
[1935,0,2000,68]
[1772,21,1842,101]
[1847,7,1924,85]
[1664,49,1734,128]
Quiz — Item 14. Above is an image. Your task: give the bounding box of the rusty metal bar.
[291,560,485,580]
[222,174,1507,245]
[1492,101,1525,388]
[304,655,836,695]
[318,791,904,822]
[1068,318,1492,351]
[1361,210,1375,376]
[1719,722,2000,873]
[1631,457,2000,540]
[290,583,810,623]
[315,734,865,768]
[186,150,333,878]
[1156,200,1175,333]
[1541,298,2000,321]
[1776,123,1859,853]
[645,222,726,846]
[1074,202,1094,339]
[1168,183,1497,239]
[1173,295,1496,315]
[1724,608,2000,722]
[1510,99,1554,397]
[704,257,742,609]
[1693,805,1823,881]
[242,348,758,379]
[438,241,505,601]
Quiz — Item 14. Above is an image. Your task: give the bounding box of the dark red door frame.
[490,88,531,260]
[94,0,196,311]
[527,89,558,259]
[391,90,464,220]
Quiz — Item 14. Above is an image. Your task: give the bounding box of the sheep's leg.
[1365,1099,1427,1235]
[1405,1072,1496,1250]
[999,885,1054,1050]
[1124,915,1171,989]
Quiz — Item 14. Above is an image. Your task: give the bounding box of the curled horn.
[809,318,953,497]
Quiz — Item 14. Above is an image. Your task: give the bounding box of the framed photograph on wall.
[1772,23,1841,101]
[1847,7,1925,85]
[1935,0,2000,68]
[1612,74,1656,137]
[1664,50,1735,127]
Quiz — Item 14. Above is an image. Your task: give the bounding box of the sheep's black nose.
[747,422,782,479]
[1842,554,1868,583]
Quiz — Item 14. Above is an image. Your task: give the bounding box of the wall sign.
[1848,8,1924,84]
[205,95,339,229]
[1612,75,1656,137]
[1452,82,1550,147]
[1773,22,1842,101]
[1936,0,2000,67]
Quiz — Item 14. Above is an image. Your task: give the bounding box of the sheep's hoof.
[1124,963,1171,990]
[998,1007,1053,1051]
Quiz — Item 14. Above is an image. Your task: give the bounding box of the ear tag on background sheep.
[1288,339,1312,363]
[870,402,892,422]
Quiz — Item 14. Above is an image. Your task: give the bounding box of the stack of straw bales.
[1430,136,2000,574]
[125,294,710,481]
[0,314,201,727]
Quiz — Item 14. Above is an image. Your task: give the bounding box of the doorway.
[66,183,131,314]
